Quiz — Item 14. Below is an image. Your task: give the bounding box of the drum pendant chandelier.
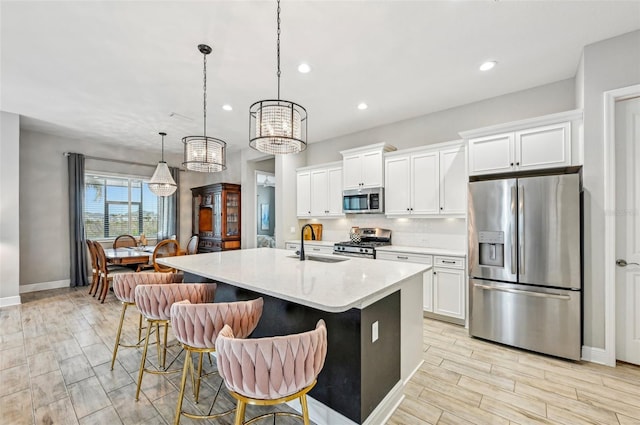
[148,132,177,196]
[182,44,227,172]
[249,0,308,155]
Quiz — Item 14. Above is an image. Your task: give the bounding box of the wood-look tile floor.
[2,287,639,425]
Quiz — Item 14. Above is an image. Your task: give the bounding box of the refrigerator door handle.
[519,185,525,275]
[511,185,517,275]
[473,283,571,300]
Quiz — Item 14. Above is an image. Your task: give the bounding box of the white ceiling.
[2,1,639,156]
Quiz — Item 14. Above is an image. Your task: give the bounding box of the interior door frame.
[603,84,640,366]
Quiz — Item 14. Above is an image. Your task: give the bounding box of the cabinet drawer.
[434,256,465,269]
[377,252,433,265]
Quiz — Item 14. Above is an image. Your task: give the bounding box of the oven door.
[333,248,374,259]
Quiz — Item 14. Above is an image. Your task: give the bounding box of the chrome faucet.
[299,224,316,261]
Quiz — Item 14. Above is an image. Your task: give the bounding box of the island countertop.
[157,248,429,313]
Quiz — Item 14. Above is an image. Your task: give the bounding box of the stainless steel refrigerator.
[468,171,582,360]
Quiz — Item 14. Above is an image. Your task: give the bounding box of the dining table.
[104,246,155,270]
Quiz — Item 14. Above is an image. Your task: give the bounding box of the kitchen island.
[158,248,429,425]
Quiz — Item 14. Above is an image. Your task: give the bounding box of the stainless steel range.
[333,228,391,259]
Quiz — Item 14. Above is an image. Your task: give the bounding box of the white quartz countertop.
[376,245,466,257]
[157,248,429,313]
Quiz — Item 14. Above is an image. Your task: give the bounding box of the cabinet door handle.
[516,162,520,166]
[312,248,320,251]
[407,208,410,211]
[397,256,409,260]
[441,260,456,264]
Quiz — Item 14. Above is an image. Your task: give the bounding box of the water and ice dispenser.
[478,231,505,267]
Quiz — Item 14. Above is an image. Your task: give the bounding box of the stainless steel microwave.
[342,188,384,214]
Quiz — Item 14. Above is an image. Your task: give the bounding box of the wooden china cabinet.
[191,183,241,252]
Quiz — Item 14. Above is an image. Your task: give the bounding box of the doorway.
[256,172,276,248]
[615,96,640,365]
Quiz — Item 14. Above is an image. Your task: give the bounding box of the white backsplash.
[310,216,466,250]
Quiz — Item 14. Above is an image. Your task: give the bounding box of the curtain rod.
[63,152,184,170]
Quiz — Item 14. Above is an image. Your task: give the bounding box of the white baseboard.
[19,279,70,294]
[582,345,614,367]
[0,296,21,307]
[286,380,404,425]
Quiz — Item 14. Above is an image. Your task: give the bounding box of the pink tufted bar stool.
[134,283,216,401]
[110,272,182,370]
[170,298,264,425]
[216,319,327,425]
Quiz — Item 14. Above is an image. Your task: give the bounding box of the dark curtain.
[158,167,180,242]
[68,153,88,287]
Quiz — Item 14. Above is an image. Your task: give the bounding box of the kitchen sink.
[287,254,349,263]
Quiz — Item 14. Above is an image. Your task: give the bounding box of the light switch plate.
[372,321,379,343]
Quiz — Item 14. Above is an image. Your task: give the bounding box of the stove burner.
[333,228,391,258]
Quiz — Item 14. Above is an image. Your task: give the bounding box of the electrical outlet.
[372,321,379,343]
[290,226,296,233]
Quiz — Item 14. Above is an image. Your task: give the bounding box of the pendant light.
[182,44,227,172]
[249,0,308,155]
[148,132,177,197]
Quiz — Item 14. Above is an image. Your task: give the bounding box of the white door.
[361,151,383,188]
[468,133,514,176]
[433,267,465,320]
[343,154,362,189]
[385,156,410,215]
[515,122,571,171]
[296,171,311,217]
[616,96,640,365]
[326,167,343,216]
[310,169,328,216]
[439,147,466,215]
[412,152,439,214]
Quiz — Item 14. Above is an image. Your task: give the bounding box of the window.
[84,173,159,239]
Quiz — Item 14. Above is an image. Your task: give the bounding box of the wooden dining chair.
[185,235,199,255]
[113,234,137,249]
[153,239,182,272]
[87,240,100,296]
[94,241,130,303]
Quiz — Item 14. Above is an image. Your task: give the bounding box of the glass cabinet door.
[213,192,222,238]
[226,192,240,237]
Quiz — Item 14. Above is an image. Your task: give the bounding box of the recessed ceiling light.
[357,103,368,110]
[222,104,233,111]
[298,63,311,73]
[479,61,497,71]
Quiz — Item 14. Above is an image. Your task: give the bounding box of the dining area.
[86,234,199,303]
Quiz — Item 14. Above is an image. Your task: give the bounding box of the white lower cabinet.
[433,256,466,320]
[378,251,465,322]
[376,252,434,313]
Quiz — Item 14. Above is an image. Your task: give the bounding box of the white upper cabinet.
[385,141,466,217]
[341,143,396,190]
[462,110,582,177]
[439,146,467,215]
[297,163,344,218]
[296,171,312,217]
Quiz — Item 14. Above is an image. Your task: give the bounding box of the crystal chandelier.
[148,132,177,197]
[249,0,307,154]
[183,44,227,172]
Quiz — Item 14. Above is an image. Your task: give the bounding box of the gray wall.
[0,112,21,304]
[305,78,576,166]
[18,129,213,287]
[581,30,640,349]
